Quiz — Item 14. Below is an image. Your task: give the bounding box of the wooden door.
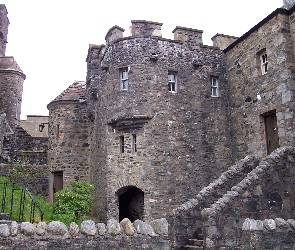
[264,112,279,155]
[53,171,63,202]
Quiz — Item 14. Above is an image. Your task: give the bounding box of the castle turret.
[0,6,25,127]
[47,81,90,202]
[0,5,9,56]
[87,20,231,222]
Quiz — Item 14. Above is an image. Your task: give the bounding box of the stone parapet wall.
[201,146,295,249]
[168,153,260,249]
[0,218,170,250]
[241,218,295,249]
[0,163,49,199]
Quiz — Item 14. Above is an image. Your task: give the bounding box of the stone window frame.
[210,76,219,97]
[120,68,129,90]
[120,135,125,154]
[168,71,177,93]
[257,48,268,75]
[132,134,137,153]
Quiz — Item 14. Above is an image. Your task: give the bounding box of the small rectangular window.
[120,68,128,90]
[120,135,124,154]
[168,72,177,92]
[132,134,137,153]
[211,77,219,97]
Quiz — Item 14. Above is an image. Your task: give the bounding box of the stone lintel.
[108,115,152,131]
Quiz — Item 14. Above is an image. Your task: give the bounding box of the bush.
[53,180,94,224]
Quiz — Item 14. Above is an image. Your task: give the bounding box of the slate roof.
[47,81,86,108]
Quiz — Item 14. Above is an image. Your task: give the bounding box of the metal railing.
[0,182,43,223]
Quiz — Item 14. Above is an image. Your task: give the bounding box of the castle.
[1,0,295,249]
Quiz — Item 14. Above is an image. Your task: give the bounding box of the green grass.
[0,177,96,226]
[0,176,53,223]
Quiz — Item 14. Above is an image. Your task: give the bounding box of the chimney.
[283,0,295,9]
[130,20,162,38]
[105,26,125,47]
[172,26,203,46]
[211,34,238,50]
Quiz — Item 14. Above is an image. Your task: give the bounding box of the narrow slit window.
[260,53,268,75]
[168,72,177,92]
[56,124,60,140]
[120,68,128,90]
[120,136,125,154]
[211,77,219,97]
[132,134,137,153]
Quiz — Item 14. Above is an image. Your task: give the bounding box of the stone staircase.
[182,233,204,249]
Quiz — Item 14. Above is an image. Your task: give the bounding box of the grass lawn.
[0,176,53,223]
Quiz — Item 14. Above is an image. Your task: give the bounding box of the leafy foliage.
[53,180,94,223]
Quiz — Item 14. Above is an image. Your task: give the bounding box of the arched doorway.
[117,186,144,222]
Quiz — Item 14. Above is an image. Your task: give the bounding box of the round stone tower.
[87,20,232,222]
[47,81,90,202]
[0,5,26,126]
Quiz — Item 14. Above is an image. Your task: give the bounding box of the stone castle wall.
[0,219,169,250]
[87,21,232,222]
[225,10,295,161]
[242,218,295,249]
[47,99,90,187]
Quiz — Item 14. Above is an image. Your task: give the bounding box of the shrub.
[53,180,94,223]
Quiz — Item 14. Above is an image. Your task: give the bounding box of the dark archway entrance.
[117,186,144,222]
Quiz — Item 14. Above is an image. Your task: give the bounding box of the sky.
[1,0,283,119]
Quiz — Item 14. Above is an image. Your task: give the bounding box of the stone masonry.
[86,20,232,222]
[2,1,295,249]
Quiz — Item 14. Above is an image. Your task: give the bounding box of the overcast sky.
[1,0,283,119]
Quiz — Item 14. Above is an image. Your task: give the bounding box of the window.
[132,134,137,153]
[168,72,177,92]
[120,136,125,154]
[211,77,219,97]
[56,124,60,140]
[120,68,128,90]
[258,49,268,75]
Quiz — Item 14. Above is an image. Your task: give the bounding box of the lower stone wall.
[242,218,295,250]
[0,218,170,250]
[0,163,49,199]
[201,147,295,249]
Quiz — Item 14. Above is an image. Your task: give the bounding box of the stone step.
[182,245,204,250]
[187,239,203,246]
